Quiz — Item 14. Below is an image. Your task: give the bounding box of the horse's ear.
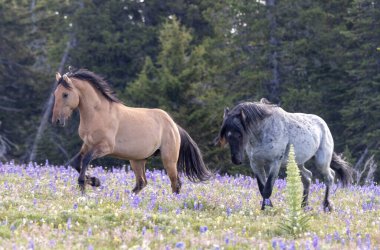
[63,74,73,85]
[213,135,226,147]
[219,136,226,147]
[260,98,269,104]
[240,109,246,122]
[223,107,229,119]
[55,72,62,81]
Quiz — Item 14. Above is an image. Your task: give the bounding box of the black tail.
[330,152,353,187]
[177,126,213,182]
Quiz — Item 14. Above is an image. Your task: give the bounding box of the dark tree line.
[0,0,379,182]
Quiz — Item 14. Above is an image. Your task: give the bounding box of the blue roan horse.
[218,99,352,211]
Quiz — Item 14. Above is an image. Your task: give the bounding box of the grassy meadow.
[0,162,379,249]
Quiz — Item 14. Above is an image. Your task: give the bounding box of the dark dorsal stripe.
[57,68,121,103]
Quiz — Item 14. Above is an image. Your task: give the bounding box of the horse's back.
[274,109,333,164]
[112,106,180,160]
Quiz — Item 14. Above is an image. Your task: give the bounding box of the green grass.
[0,163,379,249]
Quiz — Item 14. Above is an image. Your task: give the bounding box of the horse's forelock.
[57,76,72,89]
[221,114,246,136]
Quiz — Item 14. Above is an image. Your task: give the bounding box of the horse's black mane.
[220,101,276,137]
[57,68,121,103]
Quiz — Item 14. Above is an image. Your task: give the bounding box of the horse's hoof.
[79,184,86,194]
[301,200,309,208]
[323,201,333,212]
[132,186,142,194]
[261,199,273,210]
[90,177,101,187]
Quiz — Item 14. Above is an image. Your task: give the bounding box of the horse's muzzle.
[232,156,242,165]
[52,117,66,127]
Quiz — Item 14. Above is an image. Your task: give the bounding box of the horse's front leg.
[70,148,100,187]
[130,159,148,194]
[249,160,269,210]
[78,143,110,193]
[261,161,281,210]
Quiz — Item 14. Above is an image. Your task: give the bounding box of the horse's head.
[218,107,248,165]
[52,73,79,127]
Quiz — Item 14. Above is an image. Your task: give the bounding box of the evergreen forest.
[0,0,379,182]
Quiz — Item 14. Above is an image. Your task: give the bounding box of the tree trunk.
[28,37,74,162]
[266,0,280,103]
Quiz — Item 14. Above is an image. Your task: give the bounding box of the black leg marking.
[323,186,333,212]
[256,176,265,197]
[70,152,82,173]
[78,151,94,193]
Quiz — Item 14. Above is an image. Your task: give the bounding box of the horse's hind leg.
[315,150,334,212]
[299,164,312,207]
[160,142,181,194]
[130,160,148,194]
[162,159,181,194]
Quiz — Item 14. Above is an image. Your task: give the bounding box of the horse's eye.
[62,93,68,98]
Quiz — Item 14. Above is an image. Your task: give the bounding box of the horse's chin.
[59,120,66,127]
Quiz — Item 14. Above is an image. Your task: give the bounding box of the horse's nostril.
[56,119,60,125]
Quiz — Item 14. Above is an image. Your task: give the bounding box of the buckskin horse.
[217,99,352,211]
[52,68,212,193]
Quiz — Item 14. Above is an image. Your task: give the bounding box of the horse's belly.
[111,135,160,160]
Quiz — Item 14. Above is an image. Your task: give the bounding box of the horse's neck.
[75,81,111,123]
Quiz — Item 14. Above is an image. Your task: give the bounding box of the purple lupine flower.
[73,203,78,210]
[365,234,371,249]
[175,242,185,249]
[346,226,351,239]
[225,237,229,244]
[325,234,332,244]
[226,207,232,217]
[193,201,198,210]
[357,234,362,247]
[49,240,56,248]
[198,203,203,210]
[131,195,141,209]
[142,226,146,235]
[88,228,92,236]
[272,240,277,249]
[28,240,34,250]
[200,226,208,233]
[279,240,286,250]
[289,241,296,250]
[67,218,71,230]
[312,235,319,249]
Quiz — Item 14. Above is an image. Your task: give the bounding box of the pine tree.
[340,0,380,165]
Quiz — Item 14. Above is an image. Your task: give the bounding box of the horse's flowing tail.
[177,126,212,182]
[330,152,353,187]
